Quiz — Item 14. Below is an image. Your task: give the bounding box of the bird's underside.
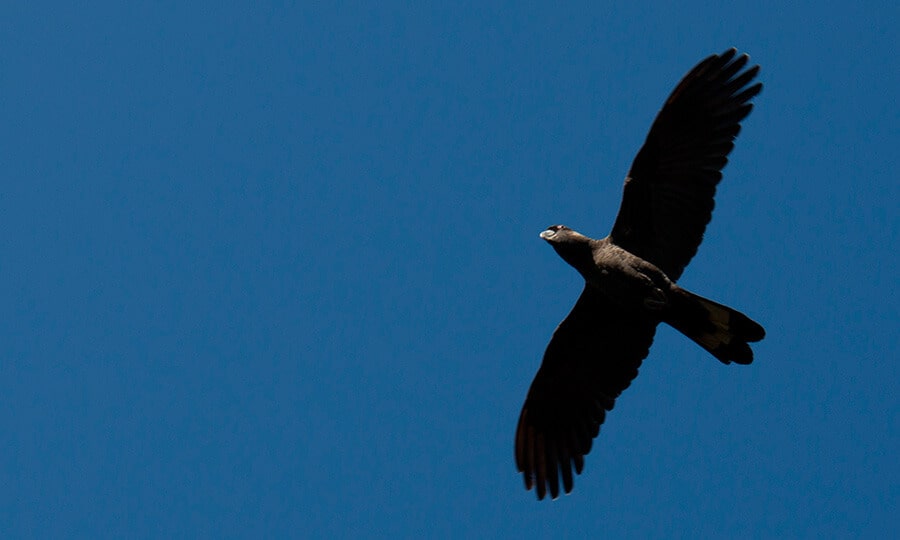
[515,48,766,500]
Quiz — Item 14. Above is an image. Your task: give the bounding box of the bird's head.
[540,225,595,272]
[539,225,586,244]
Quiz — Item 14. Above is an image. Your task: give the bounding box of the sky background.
[2,1,897,538]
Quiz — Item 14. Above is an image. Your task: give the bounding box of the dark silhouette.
[515,48,765,500]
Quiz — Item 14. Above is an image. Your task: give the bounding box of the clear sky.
[2,1,897,538]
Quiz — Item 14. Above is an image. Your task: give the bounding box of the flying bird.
[515,48,766,500]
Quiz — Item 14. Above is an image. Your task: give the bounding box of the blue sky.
[2,1,897,538]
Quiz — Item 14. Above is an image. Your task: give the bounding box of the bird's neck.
[552,241,596,277]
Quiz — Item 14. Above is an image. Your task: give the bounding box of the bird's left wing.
[515,286,658,500]
[609,48,762,281]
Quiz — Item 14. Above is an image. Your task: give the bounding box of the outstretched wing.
[609,48,762,281]
[515,287,658,500]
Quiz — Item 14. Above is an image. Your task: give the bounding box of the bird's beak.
[539,229,555,241]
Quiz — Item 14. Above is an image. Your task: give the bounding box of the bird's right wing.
[515,286,658,500]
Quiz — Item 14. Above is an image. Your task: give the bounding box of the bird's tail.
[666,288,765,365]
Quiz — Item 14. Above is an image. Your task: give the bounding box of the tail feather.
[667,288,765,365]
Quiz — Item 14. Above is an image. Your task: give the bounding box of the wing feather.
[514,287,657,500]
[609,48,762,280]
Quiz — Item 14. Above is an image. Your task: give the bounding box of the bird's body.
[516,48,766,500]
[546,231,673,313]
[587,240,673,313]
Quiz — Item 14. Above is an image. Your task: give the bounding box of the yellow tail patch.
[695,304,733,349]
